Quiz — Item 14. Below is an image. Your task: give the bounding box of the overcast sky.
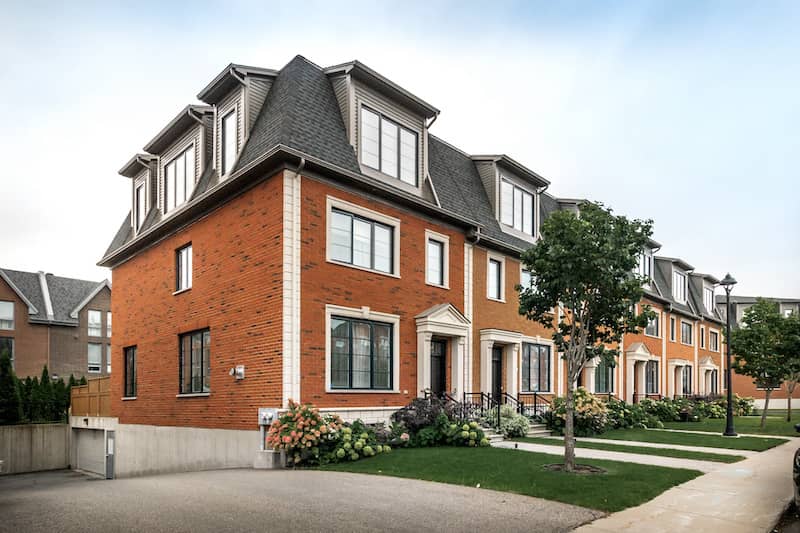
[1,1,798,298]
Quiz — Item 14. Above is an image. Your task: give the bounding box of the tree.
[780,314,800,422]
[519,202,653,472]
[0,349,22,424]
[729,299,789,428]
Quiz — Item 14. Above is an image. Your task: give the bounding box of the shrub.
[266,400,343,466]
[390,397,459,434]
[604,397,647,429]
[544,387,609,437]
[481,404,530,438]
[639,397,680,422]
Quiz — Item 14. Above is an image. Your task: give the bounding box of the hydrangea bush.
[481,404,530,438]
[544,387,609,436]
[265,400,343,466]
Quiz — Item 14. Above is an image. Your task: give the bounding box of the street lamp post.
[720,273,737,437]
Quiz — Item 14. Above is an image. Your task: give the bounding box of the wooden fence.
[71,377,111,417]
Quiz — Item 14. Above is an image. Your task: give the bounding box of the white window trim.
[357,104,421,191]
[106,312,112,338]
[703,284,715,313]
[218,101,241,181]
[644,309,661,339]
[175,244,193,292]
[486,253,506,302]
[709,327,721,353]
[325,195,401,278]
[88,309,102,337]
[324,304,401,393]
[672,268,688,303]
[680,320,694,346]
[87,343,102,374]
[162,140,198,218]
[498,173,538,243]
[424,229,450,289]
[0,301,14,330]
[132,170,149,234]
[520,336,555,394]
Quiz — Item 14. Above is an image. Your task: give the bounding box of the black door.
[491,346,503,400]
[430,339,447,396]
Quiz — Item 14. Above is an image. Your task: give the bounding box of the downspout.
[293,156,306,179]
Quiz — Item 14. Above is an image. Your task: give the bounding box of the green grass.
[596,427,786,451]
[662,415,800,437]
[319,446,701,512]
[513,436,745,463]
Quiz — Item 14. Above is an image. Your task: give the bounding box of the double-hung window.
[645,360,658,394]
[135,181,147,231]
[703,287,714,312]
[645,314,659,337]
[330,316,392,390]
[88,310,102,337]
[520,269,533,289]
[165,145,195,213]
[682,365,693,395]
[0,337,13,368]
[426,238,445,286]
[179,329,211,394]
[672,271,687,302]
[221,109,237,176]
[669,317,676,341]
[709,330,719,351]
[680,321,693,345]
[500,179,535,236]
[521,343,551,392]
[176,244,192,292]
[595,360,614,394]
[106,312,112,338]
[124,346,137,397]
[488,258,503,300]
[330,209,393,274]
[360,107,417,186]
[700,326,706,348]
[88,343,102,373]
[639,250,653,280]
[710,369,719,395]
[0,301,13,330]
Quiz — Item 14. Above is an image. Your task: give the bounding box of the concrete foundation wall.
[0,424,70,475]
[320,407,400,424]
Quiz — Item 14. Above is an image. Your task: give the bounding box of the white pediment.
[416,303,470,336]
[699,356,718,370]
[625,342,655,361]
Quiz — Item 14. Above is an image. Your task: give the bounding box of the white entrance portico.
[698,356,720,396]
[624,342,660,403]
[479,329,521,399]
[415,304,470,398]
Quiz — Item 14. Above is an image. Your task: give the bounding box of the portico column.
[667,363,676,398]
[635,362,646,401]
[585,363,596,393]
[480,339,494,394]
[417,331,433,396]
[451,338,465,396]
[506,344,519,397]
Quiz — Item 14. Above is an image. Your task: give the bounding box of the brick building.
[0,268,111,379]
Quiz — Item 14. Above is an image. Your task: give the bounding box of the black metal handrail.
[518,392,552,418]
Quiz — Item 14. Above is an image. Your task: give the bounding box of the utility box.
[258,408,278,427]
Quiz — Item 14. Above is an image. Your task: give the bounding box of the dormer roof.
[656,256,694,272]
[471,154,550,188]
[324,60,439,119]
[143,104,213,154]
[691,272,720,285]
[118,154,157,178]
[197,63,279,105]
[646,237,662,250]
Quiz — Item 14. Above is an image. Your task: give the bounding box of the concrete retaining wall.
[0,424,70,475]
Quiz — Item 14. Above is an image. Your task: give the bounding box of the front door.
[491,346,503,400]
[430,339,447,396]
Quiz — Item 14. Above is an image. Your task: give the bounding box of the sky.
[1,1,798,298]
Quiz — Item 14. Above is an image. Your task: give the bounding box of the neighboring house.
[716,295,800,409]
[0,268,111,379]
[92,55,731,477]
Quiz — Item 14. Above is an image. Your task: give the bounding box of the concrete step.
[526,429,552,437]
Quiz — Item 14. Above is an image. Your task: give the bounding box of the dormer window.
[703,286,714,313]
[359,106,417,186]
[638,249,653,280]
[165,145,195,213]
[500,178,535,236]
[134,181,147,231]
[221,109,237,177]
[672,271,687,303]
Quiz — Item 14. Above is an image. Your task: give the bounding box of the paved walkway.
[533,435,757,457]
[575,439,797,532]
[650,427,795,439]
[494,440,722,473]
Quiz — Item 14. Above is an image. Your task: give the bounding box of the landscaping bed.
[595,428,786,451]
[319,446,701,512]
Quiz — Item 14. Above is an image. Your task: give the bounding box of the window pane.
[0,301,14,330]
[427,239,443,285]
[373,324,391,389]
[135,183,146,230]
[222,110,237,175]
[88,343,102,372]
[352,219,372,269]
[373,224,392,273]
[513,187,523,230]
[360,108,380,170]
[184,145,195,199]
[181,334,192,393]
[522,191,533,235]
[521,269,532,289]
[191,332,202,392]
[500,181,513,226]
[539,346,551,391]
[202,330,211,392]
[488,259,501,299]
[330,211,352,263]
[88,310,102,337]
[531,346,540,391]
[380,118,398,178]
[521,344,530,391]
[175,152,186,206]
[166,161,175,211]
[331,319,350,388]
[125,347,136,397]
[351,322,371,388]
[399,129,416,185]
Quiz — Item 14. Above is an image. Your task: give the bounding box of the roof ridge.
[37,271,55,320]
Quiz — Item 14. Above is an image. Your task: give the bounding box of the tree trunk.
[761,388,772,429]
[564,381,576,472]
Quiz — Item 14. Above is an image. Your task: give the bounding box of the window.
[124,346,137,397]
[176,244,192,292]
[680,321,693,345]
[520,269,532,289]
[669,317,676,341]
[700,326,706,348]
[709,330,720,351]
[0,301,13,330]
[106,312,112,338]
[88,310,102,337]
[522,343,551,392]
[106,345,111,374]
[88,343,102,373]
[488,258,503,300]
[135,181,147,231]
[500,179,535,236]
[330,209,394,274]
[0,337,13,369]
[645,361,658,394]
[360,107,417,185]
[682,365,693,395]
[595,360,614,394]
[426,238,445,286]
[784,309,794,318]
[672,271,687,302]
[645,314,660,337]
[164,145,195,213]
[710,369,719,395]
[179,329,211,394]
[330,316,392,390]
[639,249,653,280]
[703,287,715,312]
[221,109,237,176]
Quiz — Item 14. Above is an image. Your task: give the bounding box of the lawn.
[319,446,701,512]
[596,428,786,451]
[662,415,800,437]
[513,437,745,463]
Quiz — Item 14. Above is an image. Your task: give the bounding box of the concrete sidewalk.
[493,440,722,473]
[575,439,797,532]
[534,435,757,457]
[650,427,795,440]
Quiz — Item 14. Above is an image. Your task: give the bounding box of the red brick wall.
[299,176,466,408]
[110,171,284,429]
[0,279,49,378]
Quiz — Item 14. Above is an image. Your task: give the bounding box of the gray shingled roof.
[688,275,723,324]
[1,269,45,319]
[104,213,133,259]
[653,258,697,318]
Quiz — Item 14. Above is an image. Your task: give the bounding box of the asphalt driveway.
[0,469,602,532]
